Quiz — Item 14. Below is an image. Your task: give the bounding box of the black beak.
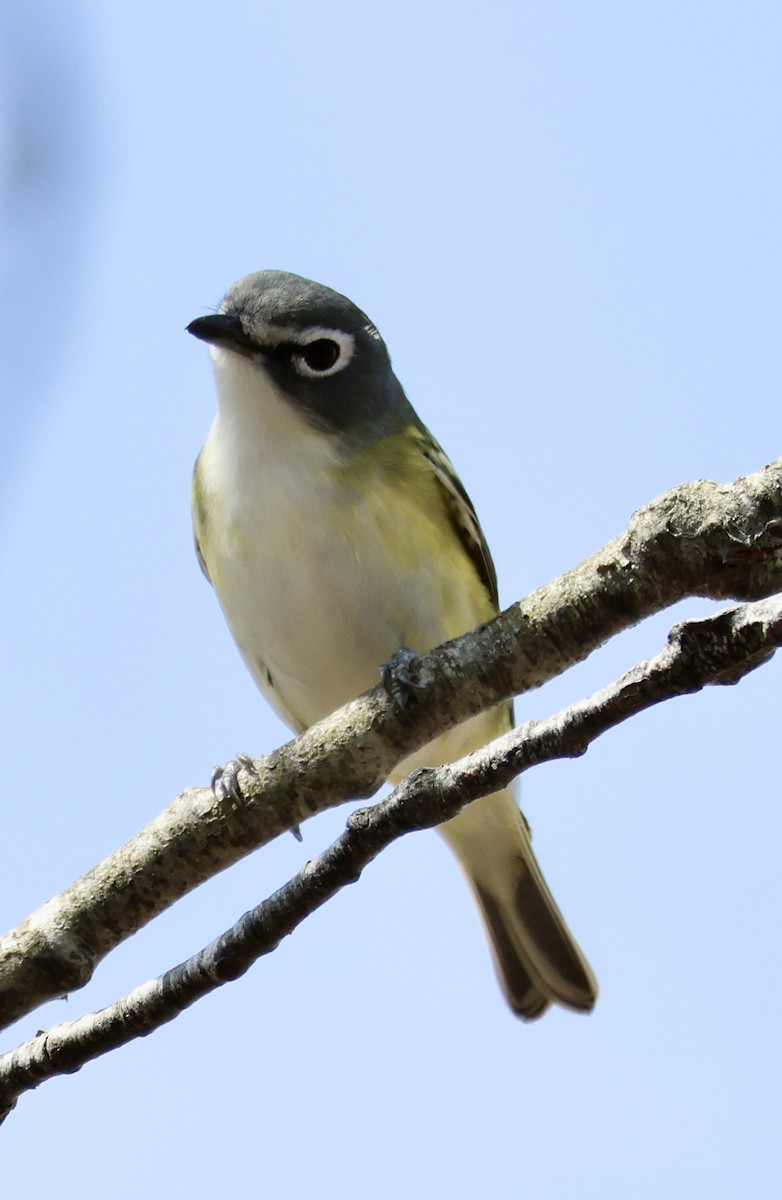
[186,314,256,357]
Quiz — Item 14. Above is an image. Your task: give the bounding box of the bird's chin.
[209,340,263,368]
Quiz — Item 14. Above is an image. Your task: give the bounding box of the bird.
[188,269,597,1019]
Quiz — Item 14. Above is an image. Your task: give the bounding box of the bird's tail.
[439,787,597,1020]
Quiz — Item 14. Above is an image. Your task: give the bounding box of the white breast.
[197,350,440,731]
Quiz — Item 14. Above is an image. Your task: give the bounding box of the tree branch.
[1,593,779,1122]
[1,459,781,1033]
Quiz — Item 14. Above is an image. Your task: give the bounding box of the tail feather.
[472,865,597,1019]
[472,885,551,1020]
[440,788,598,1020]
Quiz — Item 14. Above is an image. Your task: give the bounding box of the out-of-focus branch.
[1,459,781,1033]
[1,592,780,1122]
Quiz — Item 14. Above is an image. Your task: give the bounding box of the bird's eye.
[286,328,354,378]
[300,339,340,372]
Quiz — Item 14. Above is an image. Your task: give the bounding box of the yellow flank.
[332,426,498,647]
[191,455,211,578]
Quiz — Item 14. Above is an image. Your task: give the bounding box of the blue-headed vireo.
[188,270,597,1020]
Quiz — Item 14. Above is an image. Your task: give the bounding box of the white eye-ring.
[291,327,355,378]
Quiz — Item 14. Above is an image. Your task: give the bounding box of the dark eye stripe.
[263,341,296,364]
[262,336,345,374]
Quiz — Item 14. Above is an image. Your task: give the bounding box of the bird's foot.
[211,754,302,841]
[211,752,258,803]
[381,646,425,710]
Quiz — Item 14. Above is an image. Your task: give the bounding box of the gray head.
[188,270,415,444]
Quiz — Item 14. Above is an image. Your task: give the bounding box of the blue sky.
[2,2,781,1196]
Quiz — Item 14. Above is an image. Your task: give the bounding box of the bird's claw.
[211,752,259,802]
[381,646,424,709]
[211,755,303,841]
[211,761,242,802]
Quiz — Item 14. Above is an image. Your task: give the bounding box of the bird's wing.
[191,453,213,584]
[411,426,500,611]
